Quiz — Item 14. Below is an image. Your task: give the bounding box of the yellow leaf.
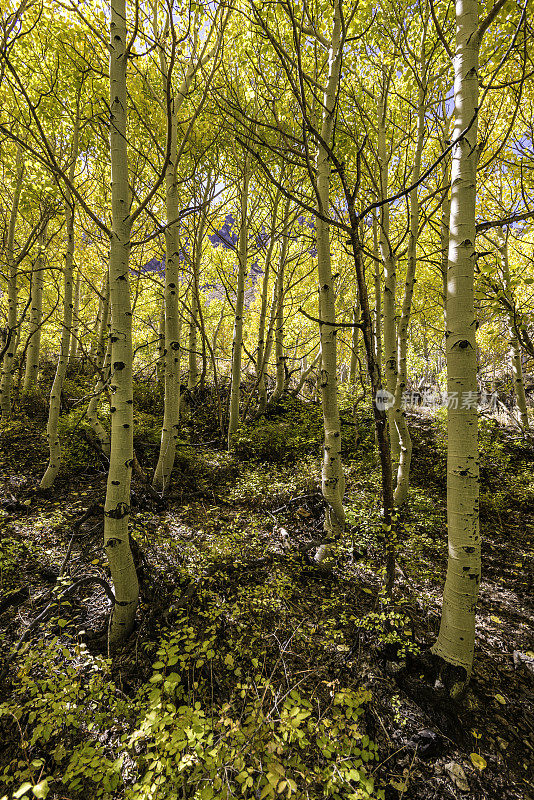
[494,694,506,705]
[470,753,487,770]
[490,615,502,624]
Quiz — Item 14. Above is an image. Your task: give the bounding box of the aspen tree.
[0,144,24,419]
[377,92,399,462]
[372,212,382,368]
[314,0,345,561]
[431,0,507,687]
[271,197,291,403]
[440,107,451,330]
[188,282,199,389]
[22,218,47,393]
[152,5,224,486]
[86,274,111,456]
[152,32,192,491]
[68,269,81,364]
[227,155,250,449]
[40,112,80,489]
[392,28,427,507]
[497,230,529,429]
[257,188,281,409]
[104,0,139,645]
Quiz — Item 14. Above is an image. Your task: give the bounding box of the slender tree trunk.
[0,145,24,419]
[257,191,280,406]
[347,212,396,594]
[431,0,482,689]
[393,65,426,507]
[104,0,139,646]
[349,304,361,385]
[68,269,81,364]
[314,0,345,562]
[192,177,211,392]
[271,198,291,403]
[440,111,451,331]
[153,90,184,491]
[377,96,399,463]
[373,212,382,369]
[22,221,47,394]
[87,275,111,456]
[227,157,249,449]
[188,280,199,389]
[156,301,165,385]
[41,115,80,489]
[292,349,321,397]
[498,232,529,428]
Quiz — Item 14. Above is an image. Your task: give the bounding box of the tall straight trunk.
[104,0,138,646]
[257,283,278,413]
[22,221,47,393]
[314,0,345,562]
[349,303,361,385]
[393,63,426,507]
[440,111,451,331]
[271,198,291,403]
[377,98,399,463]
[432,0,482,687]
[156,301,165,384]
[153,89,184,491]
[68,269,81,363]
[373,212,382,369]
[41,116,80,489]
[346,211,396,593]
[257,191,281,406]
[192,177,211,391]
[188,281,198,389]
[152,25,202,489]
[227,157,249,449]
[499,232,529,428]
[87,274,111,455]
[0,145,24,419]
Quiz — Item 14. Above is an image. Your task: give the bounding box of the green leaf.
[470,753,487,770]
[14,785,32,799]
[32,779,50,799]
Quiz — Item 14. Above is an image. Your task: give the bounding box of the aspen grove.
[0,1,533,799]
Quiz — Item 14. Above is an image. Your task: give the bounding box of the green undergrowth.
[1,379,533,800]
[1,554,386,800]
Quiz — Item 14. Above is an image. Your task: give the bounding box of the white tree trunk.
[104,0,139,646]
[314,0,345,562]
[87,275,111,456]
[0,145,24,419]
[393,64,426,507]
[498,232,529,429]
[271,198,291,403]
[41,116,80,489]
[432,0,481,686]
[377,97,399,463]
[68,269,81,364]
[227,158,249,448]
[22,221,47,393]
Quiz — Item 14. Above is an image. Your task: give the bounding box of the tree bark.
[22,220,47,394]
[271,197,291,403]
[393,54,426,507]
[104,0,139,646]
[431,0,481,688]
[0,144,24,419]
[68,269,81,364]
[227,156,250,449]
[40,113,80,489]
[377,95,399,463]
[314,0,345,562]
[498,231,529,429]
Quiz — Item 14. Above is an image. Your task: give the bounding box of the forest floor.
[0,376,533,800]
